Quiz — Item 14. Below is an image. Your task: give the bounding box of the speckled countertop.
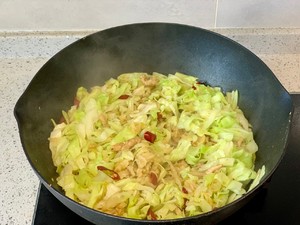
[0,28,299,225]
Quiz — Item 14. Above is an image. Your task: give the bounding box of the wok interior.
[15,23,292,222]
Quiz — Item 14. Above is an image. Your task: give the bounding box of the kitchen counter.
[1,28,299,225]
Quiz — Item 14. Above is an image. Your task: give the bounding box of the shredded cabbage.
[49,72,265,220]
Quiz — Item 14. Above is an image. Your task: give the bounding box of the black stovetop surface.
[32,94,300,225]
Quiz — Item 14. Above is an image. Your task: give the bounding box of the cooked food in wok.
[49,72,265,220]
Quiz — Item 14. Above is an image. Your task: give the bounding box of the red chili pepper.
[182,187,189,210]
[182,187,188,194]
[149,172,158,186]
[147,208,157,220]
[197,81,209,86]
[118,94,130,99]
[73,97,80,108]
[157,112,163,122]
[59,116,65,124]
[97,165,120,181]
[193,81,204,90]
[144,131,156,143]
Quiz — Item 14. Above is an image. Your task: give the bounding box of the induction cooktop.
[32,94,300,225]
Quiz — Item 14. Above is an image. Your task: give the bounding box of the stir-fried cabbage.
[49,72,265,220]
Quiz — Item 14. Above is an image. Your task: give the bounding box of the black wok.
[14,23,293,225]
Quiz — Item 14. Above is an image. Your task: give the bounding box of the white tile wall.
[217,0,300,28]
[0,0,300,31]
[0,0,217,31]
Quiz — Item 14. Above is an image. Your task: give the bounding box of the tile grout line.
[214,0,219,28]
